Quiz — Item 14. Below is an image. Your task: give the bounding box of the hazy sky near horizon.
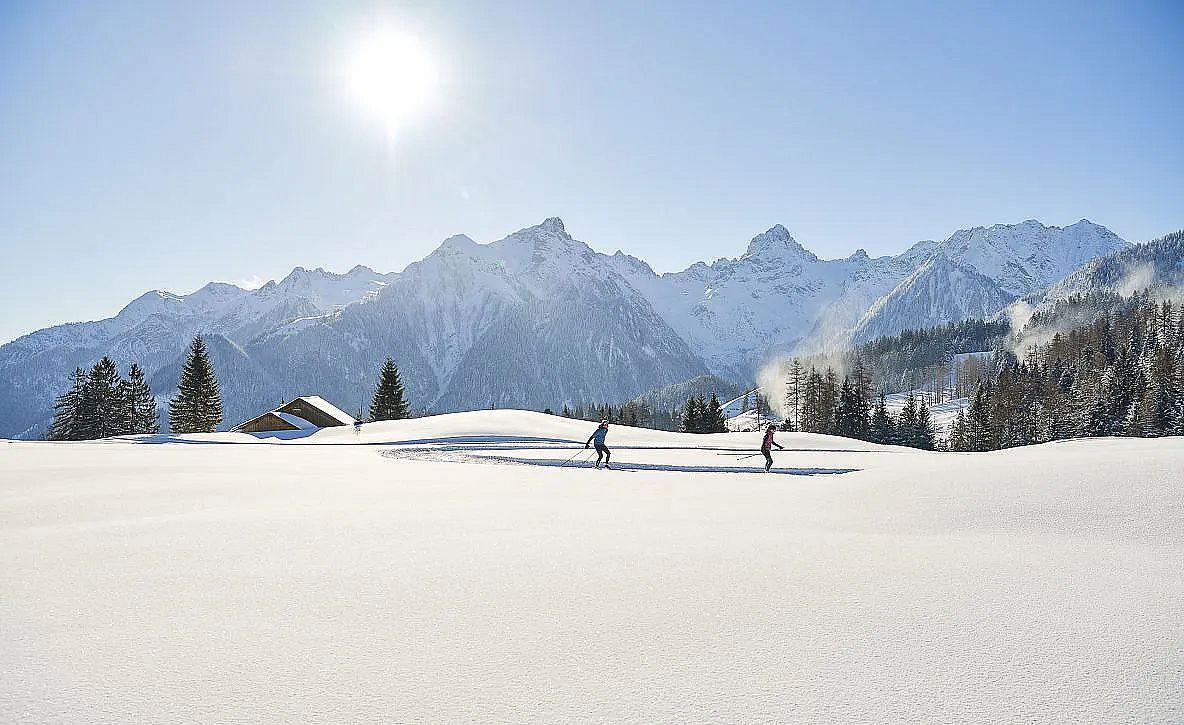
[1,0,1182,343]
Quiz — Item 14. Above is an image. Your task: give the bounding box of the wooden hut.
[233,396,356,434]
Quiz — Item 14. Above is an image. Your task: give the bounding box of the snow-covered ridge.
[0,217,1134,438]
[841,219,1129,344]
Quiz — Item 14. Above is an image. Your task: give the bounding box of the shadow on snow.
[498,457,858,476]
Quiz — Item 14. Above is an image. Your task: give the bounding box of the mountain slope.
[253,219,709,413]
[0,267,395,438]
[1028,229,1184,312]
[611,225,932,376]
[851,254,1016,343]
[849,220,1128,342]
[0,217,1138,438]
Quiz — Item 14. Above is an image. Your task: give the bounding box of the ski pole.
[736,452,763,460]
[560,447,589,466]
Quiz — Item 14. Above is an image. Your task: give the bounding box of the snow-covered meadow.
[2,411,1182,722]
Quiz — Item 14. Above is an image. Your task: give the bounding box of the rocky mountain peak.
[741,224,818,262]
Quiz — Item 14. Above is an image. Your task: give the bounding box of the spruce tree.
[76,357,124,439]
[915,398,936,450]
[898,394,920,448]
[123,363,159,434]
[169,335,224,433]
[1173,349,1184,434]
[850,358,873,439]
[694,394,709,432]
[870,392,893,445]
[949,408,968,451]
[704,393,728,433]
[681,395,703,433]
[819,368,839,435]
[834,377,856,438]
[46,367,88,441]
[369,357,410,421]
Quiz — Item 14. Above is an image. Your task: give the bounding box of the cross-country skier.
[585,420,611,469]
[761,423,783,472]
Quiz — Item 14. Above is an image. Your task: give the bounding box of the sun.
[343,28,438,134]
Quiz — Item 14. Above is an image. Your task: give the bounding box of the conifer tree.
[121,363,159,435]
[870,392,894,445]
[915,398,936,450]
[818,368,838,435]
[784,359,805,431]
[681,395,703,433]
[369,357,411,421]
[801,368,823,433]
[751,389,766,429]
[46,367,88,441]
[949,408,969,451]
[76,356,124,439]
[704,393,728,433]
[169,335,224,433]
[898,393,919,448]
[850,357,873,439]
[834,377,857,438]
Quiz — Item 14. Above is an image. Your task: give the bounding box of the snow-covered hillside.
[0,218,1133,438]
[609,224,932,378]
[2,411,1181,722]
[252,218,709,414]
[1022,228,1184,316]
[850,220,1128,342]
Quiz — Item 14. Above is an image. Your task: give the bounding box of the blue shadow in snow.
[132,434,230,445]
[384,435,577,446]
[133,430,321,444]
[483,455,857,476]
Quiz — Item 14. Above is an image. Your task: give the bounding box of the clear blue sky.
[1,0,1181,343]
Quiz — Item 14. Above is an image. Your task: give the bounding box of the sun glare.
[344,28,438,135]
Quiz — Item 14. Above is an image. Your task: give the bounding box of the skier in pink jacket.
[761,423,784,472]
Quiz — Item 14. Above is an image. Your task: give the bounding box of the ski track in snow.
[2,410,1182,723]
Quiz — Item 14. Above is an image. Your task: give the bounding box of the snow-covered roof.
[290,396,356,426]
[273,412,318,430]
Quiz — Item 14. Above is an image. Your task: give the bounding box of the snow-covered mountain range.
[1024,229,1184,314]
[0,217,1137,437]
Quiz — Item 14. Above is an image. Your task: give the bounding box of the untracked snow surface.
[2,411,1182,722]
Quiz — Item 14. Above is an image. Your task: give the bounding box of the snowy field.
[2,411,1182,722]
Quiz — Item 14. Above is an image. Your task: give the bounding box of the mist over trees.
[948,297,1184,450]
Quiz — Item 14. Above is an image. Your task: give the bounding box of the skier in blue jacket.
[585,420,611,469]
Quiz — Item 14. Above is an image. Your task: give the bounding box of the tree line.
[947,297,1184,450]
[780,357,936,449]
[48,337,416,439]
[46,358,158,440]
[556,400,655,428]
[679,393,728,433]
[553,393,731,434]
